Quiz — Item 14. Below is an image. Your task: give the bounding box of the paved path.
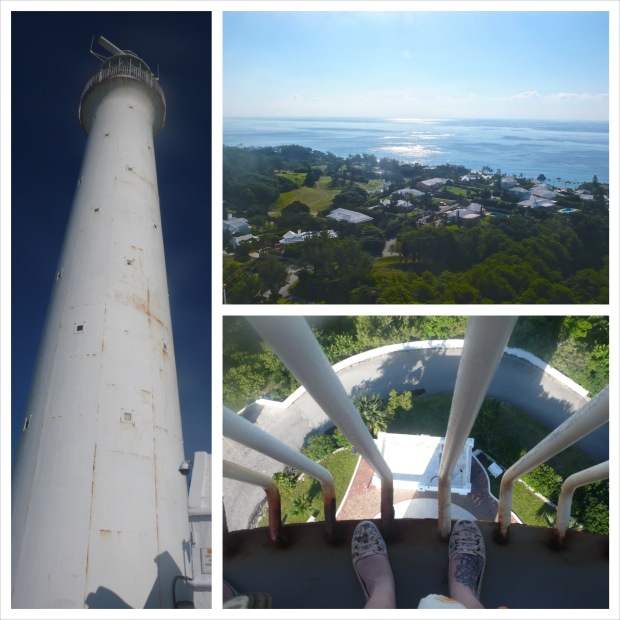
[336,454,513,523]
[223,348,608,531]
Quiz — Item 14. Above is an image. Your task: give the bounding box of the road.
[223,347,608,531]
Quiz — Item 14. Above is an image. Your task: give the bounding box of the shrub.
[385,389,413,421]
[572,480,609,535]
[333,428,353,449]
[522,459,563,503]
[303,433,337,461]
[272,467,299,494]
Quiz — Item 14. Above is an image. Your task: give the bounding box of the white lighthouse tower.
[12,37,191,609]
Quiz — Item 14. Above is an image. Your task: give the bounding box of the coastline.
[223,116,609,185]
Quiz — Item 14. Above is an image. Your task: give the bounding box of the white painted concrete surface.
[12,50,190,609]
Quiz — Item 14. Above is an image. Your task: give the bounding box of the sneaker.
[351,520,388,600]
[448,519,486,598]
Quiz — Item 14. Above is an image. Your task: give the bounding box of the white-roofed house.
[530,185,558,199]
[518,196,557,208]
[230,233,257,250]
[326,208,374,224]
[460,173,480,183]
[279,230,305,245]
[415,178,448,192]
[576,189,594,201]
[223,214,250,235]
[508,186,530,200]
[500,176,518,189]
[445,202,484,224]
[394,188,425,197]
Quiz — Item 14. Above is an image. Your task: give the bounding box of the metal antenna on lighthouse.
[97,35,124,56]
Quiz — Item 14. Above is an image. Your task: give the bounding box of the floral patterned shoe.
[351,520,389,600]
[448,519,486,597]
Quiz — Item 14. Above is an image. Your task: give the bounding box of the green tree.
[223,261,261,304]
[257,255,288,301]
[279,201,313,230]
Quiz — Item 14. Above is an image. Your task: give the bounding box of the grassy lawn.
[511,481,552,527]
[371,255,410,275]
[271,175,339,215]
[276,171,305,186]
[258,449,359,526]
[446,187,470,197]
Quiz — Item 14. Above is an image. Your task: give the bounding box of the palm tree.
[291,493,312,518]
[354,392,388,437]
[542,511,584,531]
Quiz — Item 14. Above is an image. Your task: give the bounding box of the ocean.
[223,117,609,185]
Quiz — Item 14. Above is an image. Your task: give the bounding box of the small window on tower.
[94,207,100,213]
[122,410,134,423]
[56,268,63,280]
[126,258,134,266]
[127,166,134,172]
[104,132,110,137]
[75,323,85,333]
[23,415,32,432]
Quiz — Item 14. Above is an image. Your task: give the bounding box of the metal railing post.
[223,406,338,542]
[438,316,517,538]
[553,461,609,546]
[246,316,395,535]
[223,460,285,547]
[496,386,609,542]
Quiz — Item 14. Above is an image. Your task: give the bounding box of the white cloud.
[511,91,540,100]
[547,92,608,100]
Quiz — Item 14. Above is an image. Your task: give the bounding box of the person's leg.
[351,521,396,609]
[448,520,486,609]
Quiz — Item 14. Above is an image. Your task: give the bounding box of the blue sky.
[4,11,212,467]
[224,10,611,120]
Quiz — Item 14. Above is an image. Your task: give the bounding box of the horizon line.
[223,115,609,123]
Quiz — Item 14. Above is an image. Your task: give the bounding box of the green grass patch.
[371,255,410,275]
[270,176,339,215]
[388,393,453,436]
[258,449,359,526]
[276,171,305,186]
[446,187,469,197]
[511,480,551,527]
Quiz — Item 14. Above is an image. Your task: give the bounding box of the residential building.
[446,202,484,223]
[518,197,556,208]
[326,208,373,224]
[500,176,518,189]
[394,188,424,197]
[279,229,338,245]
[508,186,530,200]
[530,184,558,199]
[223,214,250,235]
[416,178,447,192]
[230,233,257,250]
